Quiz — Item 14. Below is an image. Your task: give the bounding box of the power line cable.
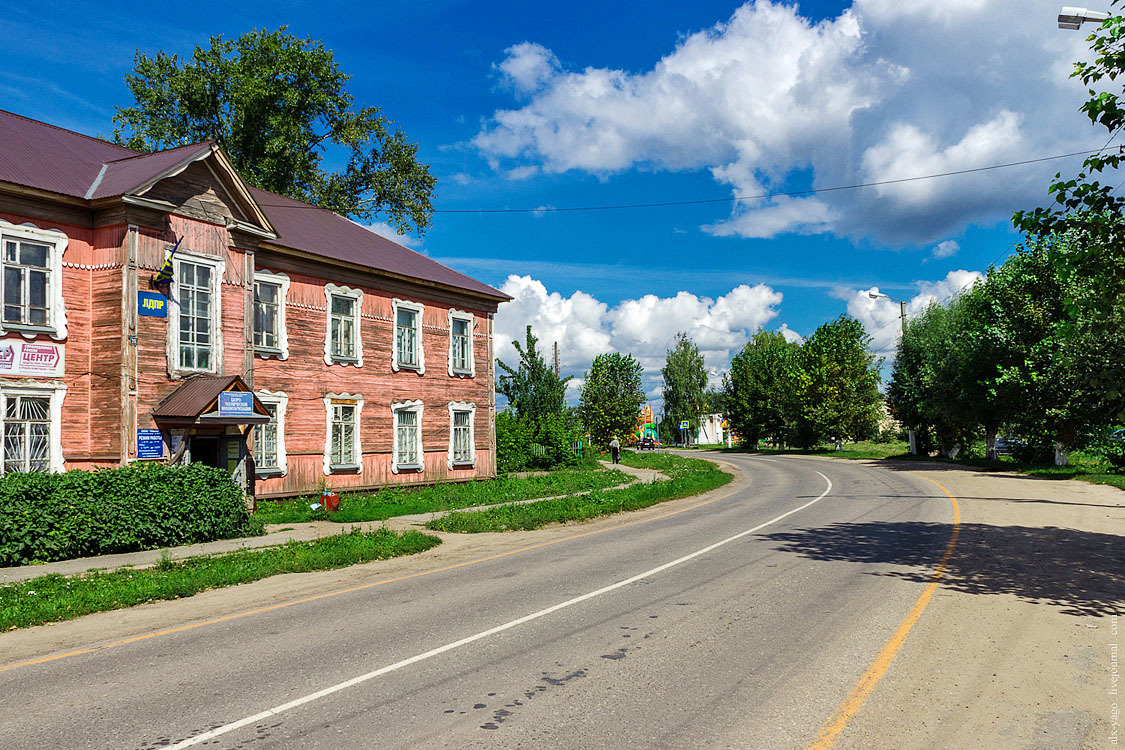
[249,146,1114,216]
[431,147,1113,215]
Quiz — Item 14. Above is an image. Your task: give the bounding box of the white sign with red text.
[0,339,64,377]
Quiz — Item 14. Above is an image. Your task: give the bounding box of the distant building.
[696,413,726,445]
[0,110,510,498]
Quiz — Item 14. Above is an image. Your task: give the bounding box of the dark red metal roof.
[0,109,132,198]
[248,187,508,300]
[153,375,244,418]
[90,142,215,200]
[0,109,509,301]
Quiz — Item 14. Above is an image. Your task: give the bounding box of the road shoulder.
[827,459,1123,750]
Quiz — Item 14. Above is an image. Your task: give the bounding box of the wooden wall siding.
[88,266,124,458]
[255,450,495,498]
[0,216,132,467]
[1,205,499,494]
[253,282,496,496]
[143,161,246,226]
[58,264,92,460]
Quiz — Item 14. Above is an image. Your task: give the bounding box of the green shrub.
[0,462,256,566]
[496,412,582,473]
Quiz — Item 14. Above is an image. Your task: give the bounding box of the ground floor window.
[447,401,476,469]
[323,393,363,474]
[254,390,288,476]
[0,384,65,474]
[392,400,424,473]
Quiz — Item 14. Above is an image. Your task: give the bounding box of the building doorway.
[188,436,220,468]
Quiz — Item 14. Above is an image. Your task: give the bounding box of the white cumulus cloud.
[475,0,1100,244]
[493,275,789,403]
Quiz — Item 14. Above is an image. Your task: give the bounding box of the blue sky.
[1,0,1109,401]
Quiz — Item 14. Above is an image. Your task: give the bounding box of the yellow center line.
[1,464,748,674]
[807,471,961,750]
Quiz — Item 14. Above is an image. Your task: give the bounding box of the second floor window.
[178,261,213,370]
[451,318,470,372]
[330,295,356,360]
[253,281,280,351]
[396,308,418,368]
[3,237,50,327]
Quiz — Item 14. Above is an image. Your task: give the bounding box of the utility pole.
[553,341,559,377]
[870,292,916,455]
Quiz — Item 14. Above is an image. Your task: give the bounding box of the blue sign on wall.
[137,429,164,459]
[138,291,168,317]
[218,391,255,418]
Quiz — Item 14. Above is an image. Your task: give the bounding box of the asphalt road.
[0,454,957,749]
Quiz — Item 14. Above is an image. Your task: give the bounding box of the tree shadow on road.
[761,521,1125,617]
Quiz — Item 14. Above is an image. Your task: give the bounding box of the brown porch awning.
[152,374,271,426]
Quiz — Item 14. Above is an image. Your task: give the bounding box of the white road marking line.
[168,471,834,749]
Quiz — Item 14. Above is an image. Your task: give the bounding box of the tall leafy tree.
[1013,7,1125,420]
[887,302,974,457]
[723,330,802,448]
[797,316,882,449]
[660,333,708,438]
[113,28,436,235]
[579,353,646,447]
[496,326,570,419]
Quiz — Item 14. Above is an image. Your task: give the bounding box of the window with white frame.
[167,253,223,375]
[391,399,424,473]
[447,309,475,377]
[253,390,288,476]
[391,298,425,374]
[253,270,289,359]
[0,220,68,339]
[447,401,476,469]
[323,393,363,474]
[323,284,363,366]
[0,385,65,474]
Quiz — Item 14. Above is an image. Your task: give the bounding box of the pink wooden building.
[0,110,509,498]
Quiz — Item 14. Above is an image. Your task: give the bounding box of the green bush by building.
[0,462,258,566]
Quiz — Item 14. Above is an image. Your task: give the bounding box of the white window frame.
[323,284,363,367]
[391,298,425,374]
[253,269,289,360]
[447,309,475,377]
[0,382,66,474]
[391,399,424,473]
[253,389,288,476]
[323,392,363,474]
[0,219,68,341]
[166,250,224,377]
[447,401,476,469]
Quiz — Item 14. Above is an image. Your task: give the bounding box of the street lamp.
[1058,6,1111,29]
[869,292,907,334]
[870,292,916,455]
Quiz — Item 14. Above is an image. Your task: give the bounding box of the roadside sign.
[679,420,690,429]
[218,391,255,418]
[138,291,168,317]
[137,429,164,459]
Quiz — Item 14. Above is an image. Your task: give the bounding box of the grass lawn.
[255,467,635,525]
[426,452,732,533]
[0,528,440,630]
[709,440,1125,491]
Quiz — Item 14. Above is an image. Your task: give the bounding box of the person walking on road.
[609,436,621,464]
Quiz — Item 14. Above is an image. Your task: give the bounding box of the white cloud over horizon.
[493,275,788,405]
[475,0,1099,245]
